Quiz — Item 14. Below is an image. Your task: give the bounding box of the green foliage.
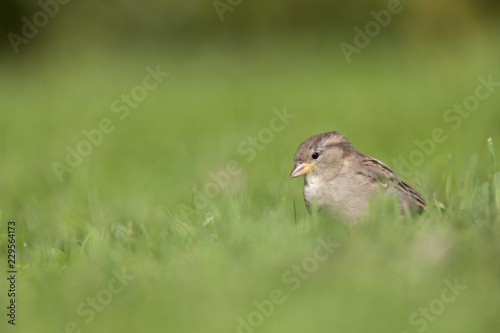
[0,33,499,332]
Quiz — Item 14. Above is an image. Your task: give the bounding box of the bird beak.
[290,162,314,178]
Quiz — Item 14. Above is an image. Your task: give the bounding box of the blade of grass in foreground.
[292,198,297,224]
[445,154,454,210]
[488,137,498,213]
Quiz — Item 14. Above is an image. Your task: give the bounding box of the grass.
[1,33,500,332]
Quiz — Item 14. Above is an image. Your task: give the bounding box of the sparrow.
[290,131,425,222]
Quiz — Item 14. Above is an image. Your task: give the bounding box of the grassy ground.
[1,33,500,332]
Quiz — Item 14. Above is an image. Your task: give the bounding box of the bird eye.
[312,152,319,159]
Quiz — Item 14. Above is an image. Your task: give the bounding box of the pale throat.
[304,171,322,187]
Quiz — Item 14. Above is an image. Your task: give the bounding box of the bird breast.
[303,172,374,221]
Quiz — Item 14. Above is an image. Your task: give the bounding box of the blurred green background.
[1,0,500,332]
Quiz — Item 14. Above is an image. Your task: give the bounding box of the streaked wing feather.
[360,155,426,212]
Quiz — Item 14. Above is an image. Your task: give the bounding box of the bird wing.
[359,155,426,212]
